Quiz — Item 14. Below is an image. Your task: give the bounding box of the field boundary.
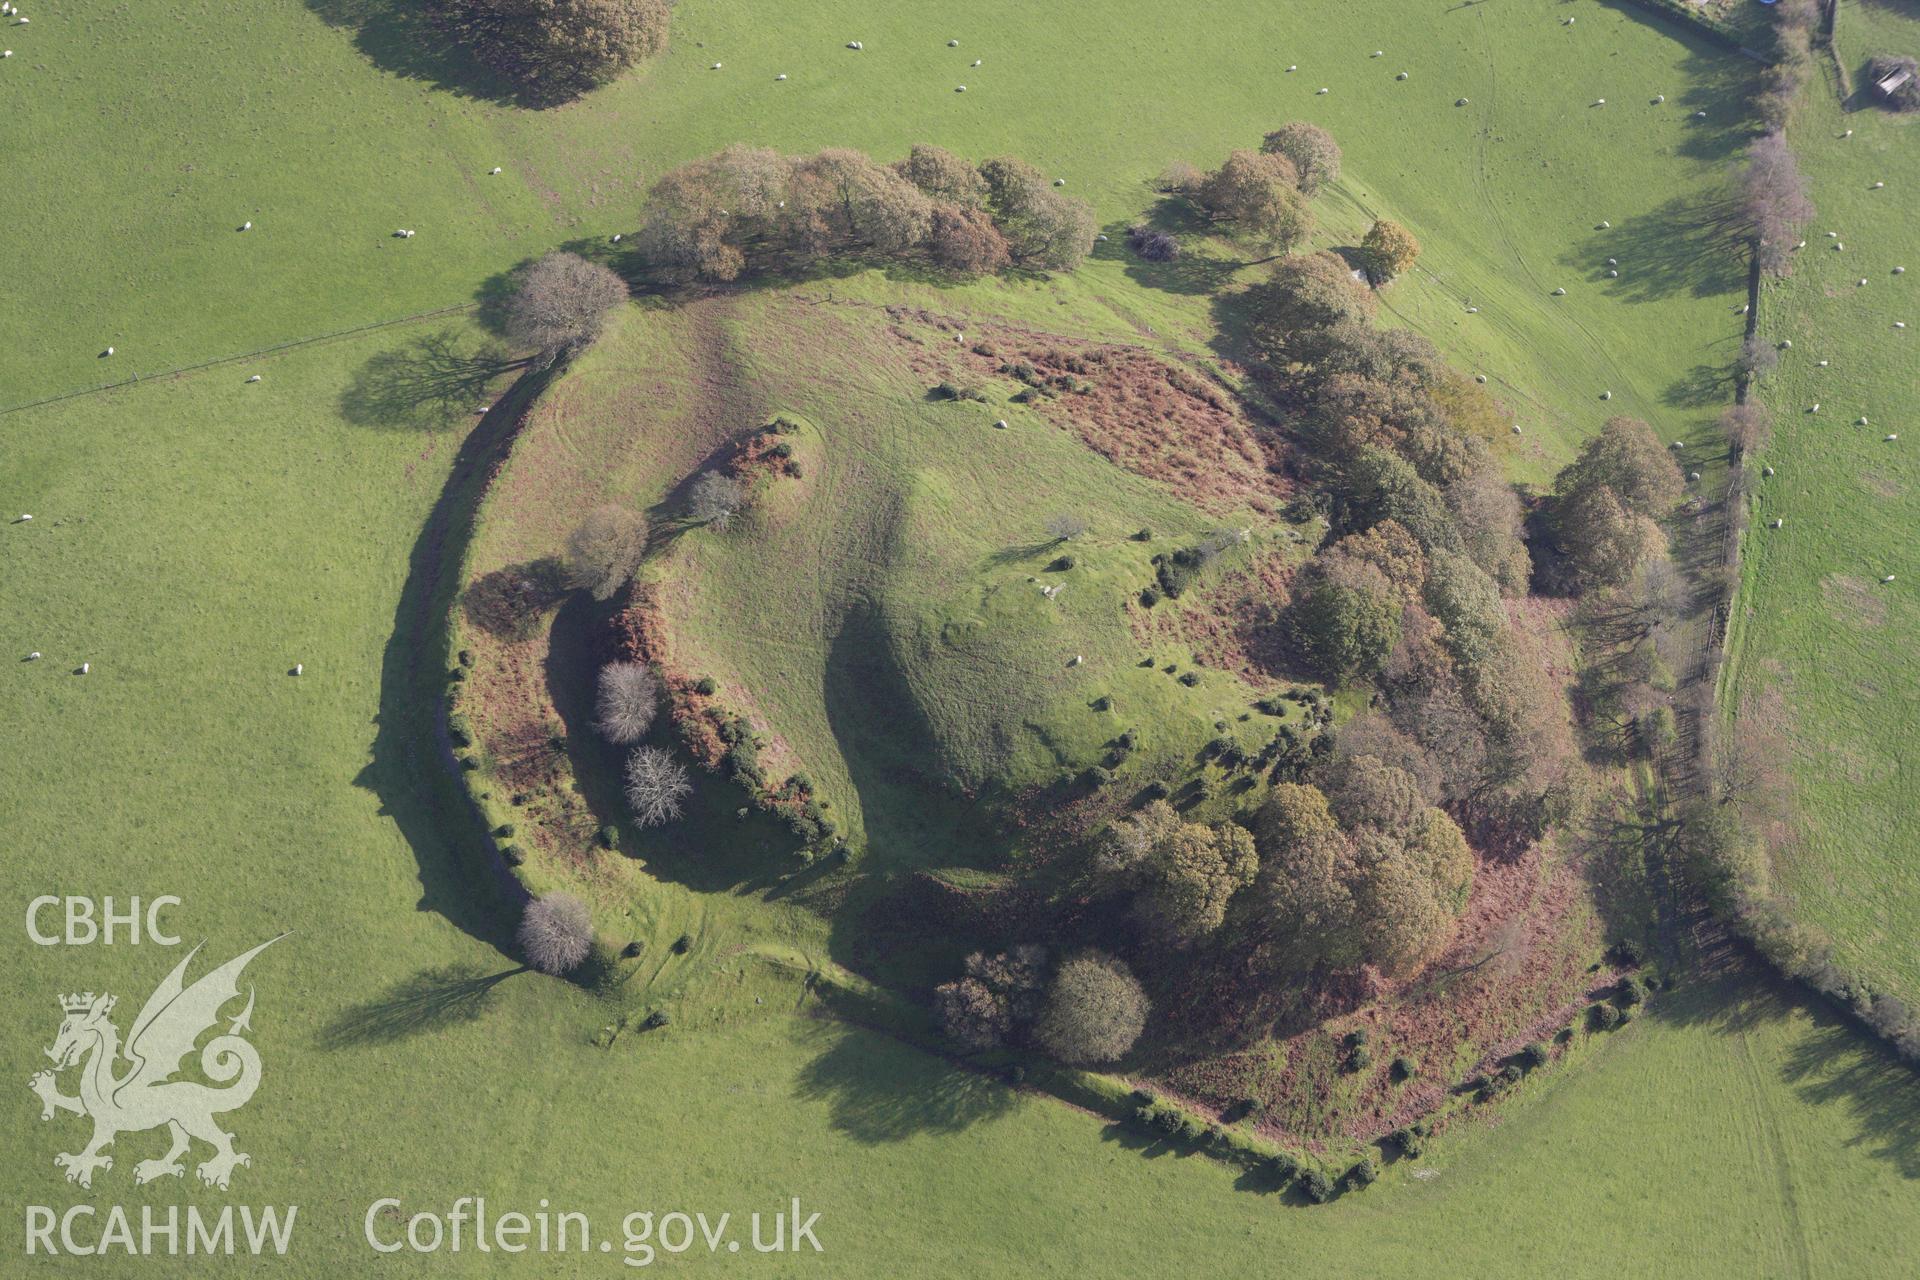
[0,302,478,418]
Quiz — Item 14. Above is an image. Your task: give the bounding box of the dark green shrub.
[460,756,480,771]
[1265,1152,1299,1185]
[1139,586,1161,607]
[1082,765,1114,788]
[458,649,475,667]
[1390,1055,1416,1082]
[695,676,719,696]
[598,823,620,849]
[1152,1108,1185,1138]
[1301,1169,1335,1204]
[1389,1126,1424,1159]
[1179,672,1201,687]
[1092,695,1113,711]
[1139,780,1171,803]
[1133,527,1154,541]
[494,823,516,838]
[1617,974,1648,1008]
[672,933,693,954]
[450,666,467,681]
[1177,1115,1207,1143]
[1049,554,1076,571]
[621,940,644,958]
[1590,1002,1623,1031]
[1344,1157,1378,1189]
[1521,1040,1551,1069]
[1118,729,1140,751]
[501,844,525,865]
[447,715,473,748]
[642,1009,670,1030]
[1348,1043,1374,1073]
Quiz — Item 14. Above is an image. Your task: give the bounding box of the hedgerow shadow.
[1557,194,1748,304]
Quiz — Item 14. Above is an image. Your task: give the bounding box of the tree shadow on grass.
[1556,193,1748,304]
[301,0,526,107]
[794,1028,1016,1142]
[340,329,528,431]
[1647,968,1920,1179]
[317,963,525,1049]
[1101,200,1247,299]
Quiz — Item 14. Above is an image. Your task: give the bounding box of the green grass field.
[3,0,1917,1274]
[1724,7,1920,999]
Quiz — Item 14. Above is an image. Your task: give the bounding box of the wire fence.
[0,302,478,419]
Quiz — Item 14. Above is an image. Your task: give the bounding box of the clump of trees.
[1360,219,1420,282]
[933,946,1050,1051]
[1192,150,1313,252]
[429,0,670,104]
[595,662,658,744]
[519,891,594,974]
[1546,417,1684,592]
[635,144,1093,285]
[504,251,629,361]
[1033,950,1150,1065]
[625,744,692,826]
[1754,0,1820,127]
[1094,801,1259,942]
[563,504,649,599]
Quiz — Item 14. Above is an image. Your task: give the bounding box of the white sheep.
[2,50,10,57]
[489,166,502,174]
[1896,267,1907,275]
[246,374,261,383]
[775,73,787,81]
[1842,129,1853,138]
[1465,306,1479,313]
[104,346,114,356]
[1069,654,1083,667]
[1552,287,1567,296]
[1286,64,1297,72]
[1511,423,1523,434]
[1672,441,1686,449]
[1770,518,1783,528]
[1818,359,1829,367]
[1780,339,1792,348]
[240,220,252,231]
[1601,390,1612,400]
[1885,433,1900,441]
[847,41,862,50]
[1598,219,1611,228]
[17,513,30,521]
[1053,178,1066,186]
[1873,181,1885,190]
[1810,403,1819,412]
[1397,72,1408,80]
[1318,87,1329,94]
[1883,575,1897,583]
[1457,97,1470,106]
[1762,466,1775,476]
[1475,374,1488,384]
[1696,110,1707,118]
[1859,416,1869,425]
[1898,322,1910,330]
[78,662,89,675]
[26,651,39,660]
[994,419,1008,429]
[293,663,304,676]
[1860,278,1869,287]
[1608,269,1619,277]
[611,233,622,243]
[1688,471,1701,481]
[1594,99,1606,108]
[710,62,722,70]
[1653,94,1665,103]
[972,59,981,67]
[1794,240,1806,249]
[1835,242,1844,251]
[1737,304,1749,315]
[956,85,966,92]
[948,39,959,46]
[1372,49,1384,57]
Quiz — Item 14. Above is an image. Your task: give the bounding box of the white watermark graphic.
[365,1196,824,1268]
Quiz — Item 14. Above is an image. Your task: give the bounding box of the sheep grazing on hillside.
[1873,181,1885,190]
[246,374,261,383]
[1653,94,1665,103]
[293,663,304,676]
[1593,99,1606,108]
[1600,390,1612,400]
[3,50,10,57]
[1695,110,1707,118]
[1895,266,1907,274]
[847,41,862,50]
[1372,50,1384,57]
[1069,655,1083,667]
[948,39,959,46]
[994,419,1008,429]
[1457,97,1469,106]
[775,73,787,81]
[78,662,89,675]
[1883,575,1897,583]
[26,651,40,660]
[971,59,981,67]
[1317,87,1329,94]
[1885,433,1900,442]
[1286,65,1297,72]
[1475,374,1488,383]
[240,220,252,231]
[955,84,966,92]
[103,346,114,356]
[1860,278,1870,287]
[1762,466,1775,477]
[1818,359,1829,367]
[1859,416,1869,425]
[1608,269,1619,277]
[1809,403,1820,413]
[1598,219,1611,228]
[1397,71,1408,80]
[1465,306,1479,313]
[490,166,502,174]
[611,233,622,243]
[16,513,30,521]
[1770,518,1783,529]
[710,62,722,70]
[1552,287,1566,296]
[1780,339,1792,349]
[1898,322,1909,330]
[1842,129,1853,138]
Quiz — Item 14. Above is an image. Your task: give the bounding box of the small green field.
[3,0,1917,1274]
[1724,6,1920,999]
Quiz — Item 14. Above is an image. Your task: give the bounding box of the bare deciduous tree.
[625,745,692,826]
[504,251,629,360]
[1741,132,1815,278]
[686,471,745,529]
[563,504,649,600]
[519,892,594,975]
[595,662,659,744]
[1044,512,1089,542]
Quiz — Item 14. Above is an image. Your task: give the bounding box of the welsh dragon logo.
[28,936,284,1191]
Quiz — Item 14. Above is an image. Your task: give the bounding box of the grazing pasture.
[1725,11,1920,1000]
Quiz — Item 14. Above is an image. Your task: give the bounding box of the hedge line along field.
[5,0,1752,478]
[5,0,1919,1277]
[1725,12,1920,1000]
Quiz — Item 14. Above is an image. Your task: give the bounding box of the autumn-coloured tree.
[1360,219,1420,281]
[1134,821,1259,941]
[432,0,670,103]
[1260,122,1343,195]
[893,143,989,207]
[1195,150,1312,251]
[978,156,1097,270]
